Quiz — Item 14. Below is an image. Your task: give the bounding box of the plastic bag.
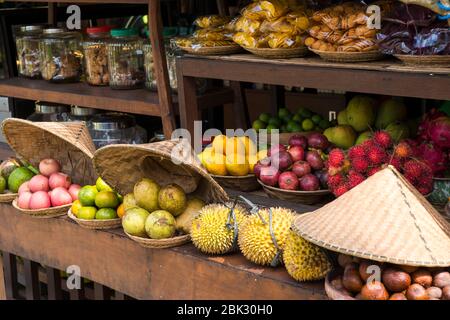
[286,10,310,31]
[260,16,297,33]
[337,38,378,52]
[194,15,231,28]
[192,28,231,41]
[235,16,262,34]
[242,0,288,21]
[267,32,304,48]
[233,32,269,48]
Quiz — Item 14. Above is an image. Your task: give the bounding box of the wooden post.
[46,267,63,300]
[269,85,284,116]
[48,3,57,26]
[2,253,18,300]
[94,283,111,300]
[148,0,176,139]
[230,81,250,129]
[216,0,228,15]
[23,259,40,300]
[0,254,5,300]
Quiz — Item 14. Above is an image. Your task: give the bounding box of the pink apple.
[68,184,81,201]
[18,181,31,196]
[28,175,49,193]
[39,159,61,177]
[29,191,51,210]
[18,191,33,209]
[49,172,71,190]
[50,187,73,207]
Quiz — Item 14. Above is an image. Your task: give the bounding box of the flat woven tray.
[243,46,309,59]
[394,54,450,66]
[309,48,384,62]
[257,179,331,205]
[124,231,191,249]
[68,209,122,230]
[211,174,260,192]
[0,191,18,203]
[179,44,242,56]
[12,199,70,219]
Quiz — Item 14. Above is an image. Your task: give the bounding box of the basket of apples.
[254,133,332,205]
[13,159,81,218]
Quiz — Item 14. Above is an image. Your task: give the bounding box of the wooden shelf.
[178,54,450,101]
[5,0,149,3]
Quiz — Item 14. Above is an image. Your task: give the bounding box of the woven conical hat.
[2,118,96,185]
[292,166,450,267]
[93,139,229,203]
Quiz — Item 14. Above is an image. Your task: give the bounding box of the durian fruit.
[191,203,248,255]
[283,230,332,282]
[238,207,295,266]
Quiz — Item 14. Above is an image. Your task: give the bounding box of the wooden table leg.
[46,267,63,300]
[23,259,40,300]
[94,283,111,300]
[269,85,285,116]
[0,254,5,300]
[2,253,18,300]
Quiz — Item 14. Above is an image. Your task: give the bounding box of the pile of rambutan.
[327,131,434,197]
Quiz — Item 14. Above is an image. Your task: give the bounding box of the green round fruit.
[298,107,313,118]
[385,122,410,143]
[289,122,302,133]
[123,193,138,211]
[278,108,291,119]
[355,131,372,145]
[258,113,271,123]
[375,99,407,129]
[78,207,97,220]
[95,208,118,220]
[302,119,315,131]
[292,114,303,123]
[337,110,348,125]
[95,191,120,209]
[122,207,150,237]
[324,125,357,149]
[268,117,282,128]
[158,184,187,216]
[96,177,113,192]
[0,176,6,194]
[266,124,278,133]
[346,95,377,132]
[145,210,176,239]
[312,114,323,124]
[78,186,99,206]
[7,167,34,193]
[319,119,331,129]
[134,178,160,212]
[252,119,267,131]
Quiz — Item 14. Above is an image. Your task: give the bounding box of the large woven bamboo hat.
[2,118,96,185]
[93,139,229,203]
[293,166,450,267]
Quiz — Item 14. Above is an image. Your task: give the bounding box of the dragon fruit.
[427,116,450,149]
[417,109,447,141]
[415,142,448,176]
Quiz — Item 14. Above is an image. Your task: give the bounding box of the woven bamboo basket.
[242,46,309,59]
[211,174,260,192]
[124,231,191,249]
[324,270,356,300]
[0,191,18,203]
[258,179,331,205]
[293,166,450,267]
[68,209,122,230]
[179,44,242,56]
[394,54,450,66]
[309,48,384,62]
[12,199,69,218]
[93,139,228,204]
[2,118,96,186]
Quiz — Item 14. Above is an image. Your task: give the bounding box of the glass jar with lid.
[87,112,147,148]
[27,101,70,122]
[82,26,113,86]
[15,25,44,79]
[39,28,83,83]
[106,28,145,89]
[67,106,99,122]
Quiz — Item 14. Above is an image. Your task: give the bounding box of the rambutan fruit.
[394,142,412,159]
[348,145,366,160]
[368,167,382,176]
[361,139,376,152]
[367,146,388,165]
[348,170,365,188]
[373,131,393,149]
[328,174,344,188]
[333,183,349,197]
[403,160,423,179]
[351,157,369,173]
[390,157,403,171]
[328,149,345,168]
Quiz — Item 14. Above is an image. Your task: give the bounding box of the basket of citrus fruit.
[68,177,123,230]
[198,135,266,192]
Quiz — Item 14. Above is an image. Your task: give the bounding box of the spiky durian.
[238,207,295,266]
[191,203,248,255]
[283,230,332,281]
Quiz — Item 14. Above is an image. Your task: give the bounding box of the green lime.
[312,114,323,124]
[281,114,292,124]
[252,119,267,131]
[289,122,302,133]
[8,167,34,193]
[78,185,99,206]
[302,119,315,131]
[95,191,120,209]
[78,207,97,220]
[292,114,303,123]
[278,108,291,119]
[299,108,313,118]
[96,177,113,192]
[319,119,331,129]
[258,113,271,123]
[0,176,6,194]
[266,124,278,134]
[96,208,119,220]
[117,193,123,203]
[268,117,282,128]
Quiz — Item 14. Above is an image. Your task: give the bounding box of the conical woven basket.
[93,139,228,203]
[2,118,96,186]
[292,166,450,267]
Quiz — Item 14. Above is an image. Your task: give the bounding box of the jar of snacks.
[143,40,178,92]
[27,101,70,122]
[15,25,44,79]
[82,26,113,86]
[106,28,145,89]
[39,28,83,83]
[67,106,100,122]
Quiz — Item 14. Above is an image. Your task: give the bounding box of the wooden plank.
[177,71,200,147]
[0,204,326,300]
[0,254,5,300]
[23,259,40,300]
[2,253,18,299]
[46,267,63,300]
[94,283,111,300]
[179,56,450,101]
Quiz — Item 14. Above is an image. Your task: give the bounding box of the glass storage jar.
[67,106,99,122]
[87,112,147,148]
[39,28,83,83]
[82,26,112,86]
[15,25,44,79]
[106,28,145,89]
[143,41,177,92]
[27,101,70,122]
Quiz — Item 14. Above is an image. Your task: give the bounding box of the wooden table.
[0,197,327,300]
[176,54,450,137]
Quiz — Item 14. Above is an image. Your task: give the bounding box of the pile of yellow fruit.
[198,135,267,177]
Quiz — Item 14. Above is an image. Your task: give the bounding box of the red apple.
[306,150,324,170]
[299,174,320,191]
[289,135,308,149]
[292,161,311,178]
[268,144,287,157]
[288,145,305,162]
[308,133,329,150]
[271,151,293,172]
[278,172,299,191]
[260,166,281,187]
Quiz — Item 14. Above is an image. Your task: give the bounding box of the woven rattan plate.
[309,48,384,62]
[179,44,242,56]
[124,231,191,249]
[242,46,309,59]
[68,209,122,230]
[12,199,70,219]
